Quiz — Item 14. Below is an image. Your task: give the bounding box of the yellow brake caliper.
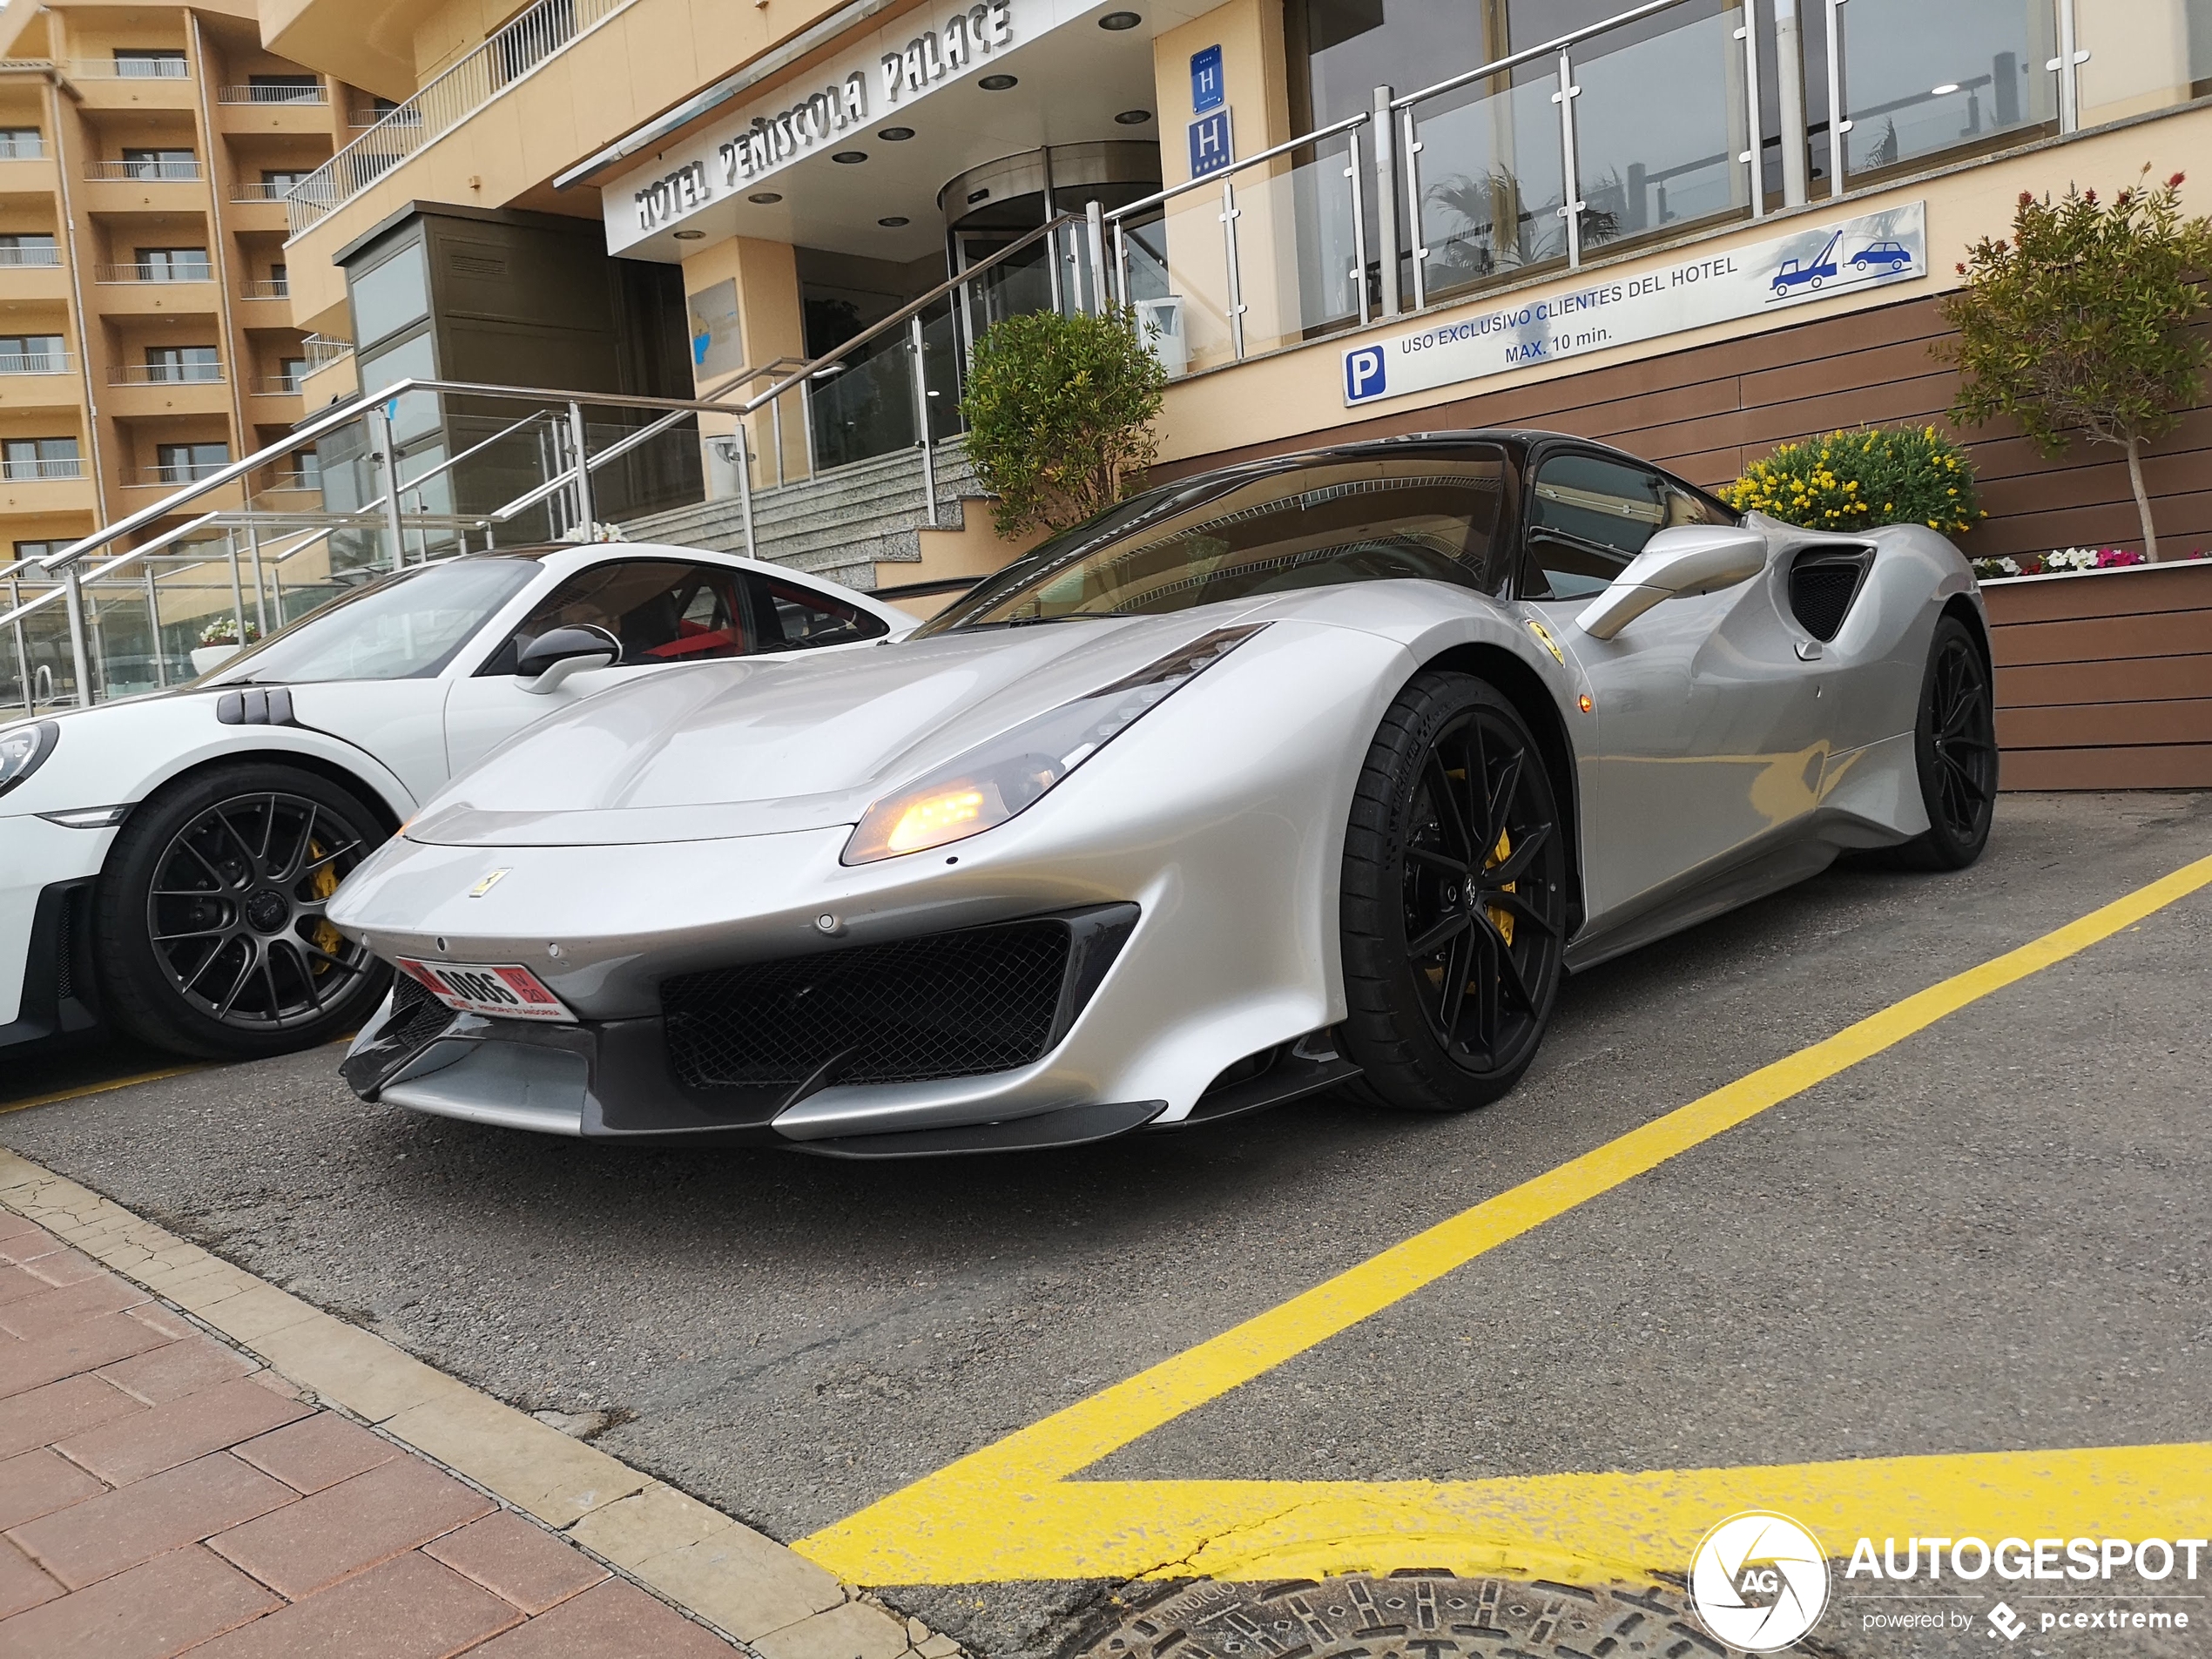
[308,840,343,964]
[1486,828,1515,948]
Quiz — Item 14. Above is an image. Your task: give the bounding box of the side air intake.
[1788,545,1874,643]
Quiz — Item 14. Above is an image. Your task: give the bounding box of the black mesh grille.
[386,973,458,1053]
[1789,552,1871,642]
[662,921,1074,1091]
[52,896,71,1003]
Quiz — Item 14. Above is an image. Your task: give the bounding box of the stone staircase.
[621,441,984,591]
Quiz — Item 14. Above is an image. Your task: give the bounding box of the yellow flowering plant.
[1717,426,1984,536]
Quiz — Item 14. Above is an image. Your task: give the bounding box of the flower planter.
[1982,559,2212,790]
[190,644,240,676]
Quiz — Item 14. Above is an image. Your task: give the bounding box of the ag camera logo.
[1689,1511,1831,1653]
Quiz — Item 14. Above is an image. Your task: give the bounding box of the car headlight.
[842,623,1268,865]
[0,720,57,801]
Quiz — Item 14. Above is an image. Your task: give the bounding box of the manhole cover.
[1082,1573,1724,1659]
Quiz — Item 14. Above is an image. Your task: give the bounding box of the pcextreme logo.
[1689,1511,1832,1652]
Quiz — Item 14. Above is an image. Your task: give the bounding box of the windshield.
[920,453,1507,633]
[203,557,542,685]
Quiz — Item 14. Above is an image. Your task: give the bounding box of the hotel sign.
[1343,202,1928,406]
[609,0,1026,253]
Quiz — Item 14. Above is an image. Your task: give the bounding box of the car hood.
[403,610,1244,846]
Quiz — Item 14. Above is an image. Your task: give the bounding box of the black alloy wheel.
[1903,614,1998,870]
[95,763,392,1058]
[1340,671,1570,1113]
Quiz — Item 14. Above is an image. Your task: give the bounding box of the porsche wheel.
[94,764,392,1059]
[1900,614,1997,870]
[1340,671,1569,1113]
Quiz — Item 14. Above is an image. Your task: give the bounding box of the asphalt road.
[5,791,2209,1658]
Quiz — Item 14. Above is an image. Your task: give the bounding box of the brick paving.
[0,1209,743,1658]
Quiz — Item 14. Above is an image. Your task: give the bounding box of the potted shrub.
[191,616,260,676]
[959,307,1166,538]
[1717,425,1982,534]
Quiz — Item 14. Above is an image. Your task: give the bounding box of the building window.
[276,356,308,391]
[121,148,198,181]
[146,346,221,383]
[246,74,321,103]
[263,170,307,192]
[0,334,66,373]
[154,442,229,482]
[13,540,62,561]
[2,437,82,481]
[0,128,43,158]
[288,447,321,489]
[0,234,59,267]
[136,247,212,281]
[114,49,189,79]
[349,241,430,351]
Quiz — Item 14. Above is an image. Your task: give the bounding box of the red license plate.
[397,959,576,1022]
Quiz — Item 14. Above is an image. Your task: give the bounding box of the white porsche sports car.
[325,431,1998,1156]
[0,543,913,1059]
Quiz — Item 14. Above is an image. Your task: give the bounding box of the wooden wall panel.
[1985,566,2212,789]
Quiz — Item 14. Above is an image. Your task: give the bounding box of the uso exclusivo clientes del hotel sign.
[610,0,1025,251]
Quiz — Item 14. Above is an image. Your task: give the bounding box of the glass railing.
[87,158,201,181]
[1,458,84,481]
[1405,68,1567,305]
[1827,0,2058,193]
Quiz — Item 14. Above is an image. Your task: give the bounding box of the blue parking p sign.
[1345,345,1387,403]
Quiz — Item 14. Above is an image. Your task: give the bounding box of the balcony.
[109,362,223,385]
[289,0,637,235]
[239,279,292,301]
[67,58,197,111]
[0,456,84,481]
[253,374,306,395]
[219,83,327,105]
[85,158,201,182]
[0,350,71,375]
[93,262,212,284]
[0,247,61,267]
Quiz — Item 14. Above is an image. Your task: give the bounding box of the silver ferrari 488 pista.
[326,430,1996,1156]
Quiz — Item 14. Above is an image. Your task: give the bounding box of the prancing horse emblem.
[468,868,510,899]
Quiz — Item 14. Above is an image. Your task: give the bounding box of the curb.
[0,1147,960,1659]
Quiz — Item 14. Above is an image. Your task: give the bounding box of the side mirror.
[516,624,620,694]
[1575,524,1771,641]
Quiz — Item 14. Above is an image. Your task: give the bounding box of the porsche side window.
[480,560,752,675]
[924,454,1507,629]
[745,574,891,651]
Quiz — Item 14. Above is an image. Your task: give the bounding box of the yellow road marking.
[0,1065,206,1116]
[798,852,2212,1585]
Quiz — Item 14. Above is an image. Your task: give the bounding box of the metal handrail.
[734,214,1079,417]
[218,83,326,105]
[1105,111,1372,223]
[1390,0,1689,111]
[92,262,212,283]
[86,159,200,180]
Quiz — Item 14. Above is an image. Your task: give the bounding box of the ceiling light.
[747,191,782,203]
[1099,10,1142,27]
[1114,109,1151,125]
[878,125,914,140]
[879,215,910,226]
[978,73,1017,91]
[832,150,867,164]
[672,228,705,239]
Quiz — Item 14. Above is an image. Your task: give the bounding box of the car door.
[441,555,772,777]
[1515,448,1824,921]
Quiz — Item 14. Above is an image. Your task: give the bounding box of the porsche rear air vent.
[1788,545,1874,643]
[661,907,1136,1092]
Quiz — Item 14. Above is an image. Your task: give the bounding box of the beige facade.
[0,0,375,562]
